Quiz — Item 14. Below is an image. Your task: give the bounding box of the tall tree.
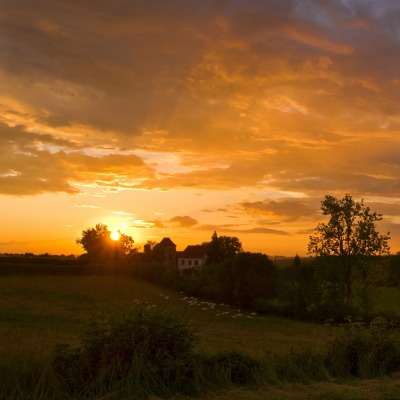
[308,194,390,307]
[206,231,243,264]
[76,223,136,263]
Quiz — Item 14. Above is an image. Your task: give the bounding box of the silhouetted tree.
[216,252,277,308]
[308,194,390,307]
[144,240,157,255]
[206,231,243,264]
[293,254,301,267]
[76,223,136,263]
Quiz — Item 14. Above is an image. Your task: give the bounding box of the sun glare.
[110,230,121,241]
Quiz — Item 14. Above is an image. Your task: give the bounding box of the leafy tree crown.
[308,194,390,258]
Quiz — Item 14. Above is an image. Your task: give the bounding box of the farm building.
[177,244,208,271]
[152,237,177,268]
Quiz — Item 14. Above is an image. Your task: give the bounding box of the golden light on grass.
[110,230,121,241]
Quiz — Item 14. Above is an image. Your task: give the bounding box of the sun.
[110,230,121,241]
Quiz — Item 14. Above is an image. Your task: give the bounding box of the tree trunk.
[345,262,352,307]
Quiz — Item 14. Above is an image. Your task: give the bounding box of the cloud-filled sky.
[1,0,400,256]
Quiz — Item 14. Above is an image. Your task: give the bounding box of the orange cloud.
[170,216,198,227]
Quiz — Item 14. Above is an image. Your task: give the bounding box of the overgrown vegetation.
[325,317,400,378]
[61,312,400,393]
[2,308,400,399]
[52,310,203,398]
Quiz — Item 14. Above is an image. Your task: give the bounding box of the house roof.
[179,244,209,259]
[156,237,176,248]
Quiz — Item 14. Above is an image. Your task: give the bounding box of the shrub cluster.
[52,309,273,398]
[325,317,400,378]
[52,310,203,398]
[53,311,400,398]
[207,350,263,387]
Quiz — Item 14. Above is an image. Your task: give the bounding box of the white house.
[177,244,208,271]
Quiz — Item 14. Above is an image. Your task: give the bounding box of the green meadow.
[1,272,400,399]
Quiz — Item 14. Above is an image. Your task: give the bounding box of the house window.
[188,260,192,266]
[181,259,185,266]
[194,260,198,266]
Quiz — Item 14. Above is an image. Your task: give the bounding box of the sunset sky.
[1,0,400,256]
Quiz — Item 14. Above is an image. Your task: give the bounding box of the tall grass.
[273,348,330,384]
[0,348,68,400]
[325,317,400,378]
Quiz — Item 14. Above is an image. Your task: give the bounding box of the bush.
[52,309,203,398]
[208,350,262,387]
[325,317,400,378]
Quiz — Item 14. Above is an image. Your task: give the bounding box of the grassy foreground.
[177,379,400,400]
[1,273,400,399]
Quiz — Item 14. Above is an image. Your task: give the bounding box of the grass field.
[0,274,330,356]
[1,272,400,399]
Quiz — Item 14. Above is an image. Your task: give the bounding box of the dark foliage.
[52,310,202,398]
[308,194,390,308]
[215,252,277,308]
[325,317,400,378]
[208,350,262,386]
[206,231,243,264]
[76,223,137,263]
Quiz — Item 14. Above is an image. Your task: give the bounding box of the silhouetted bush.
[325,317,400,378]
[208,350,262,387]
[52,309,203,398]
